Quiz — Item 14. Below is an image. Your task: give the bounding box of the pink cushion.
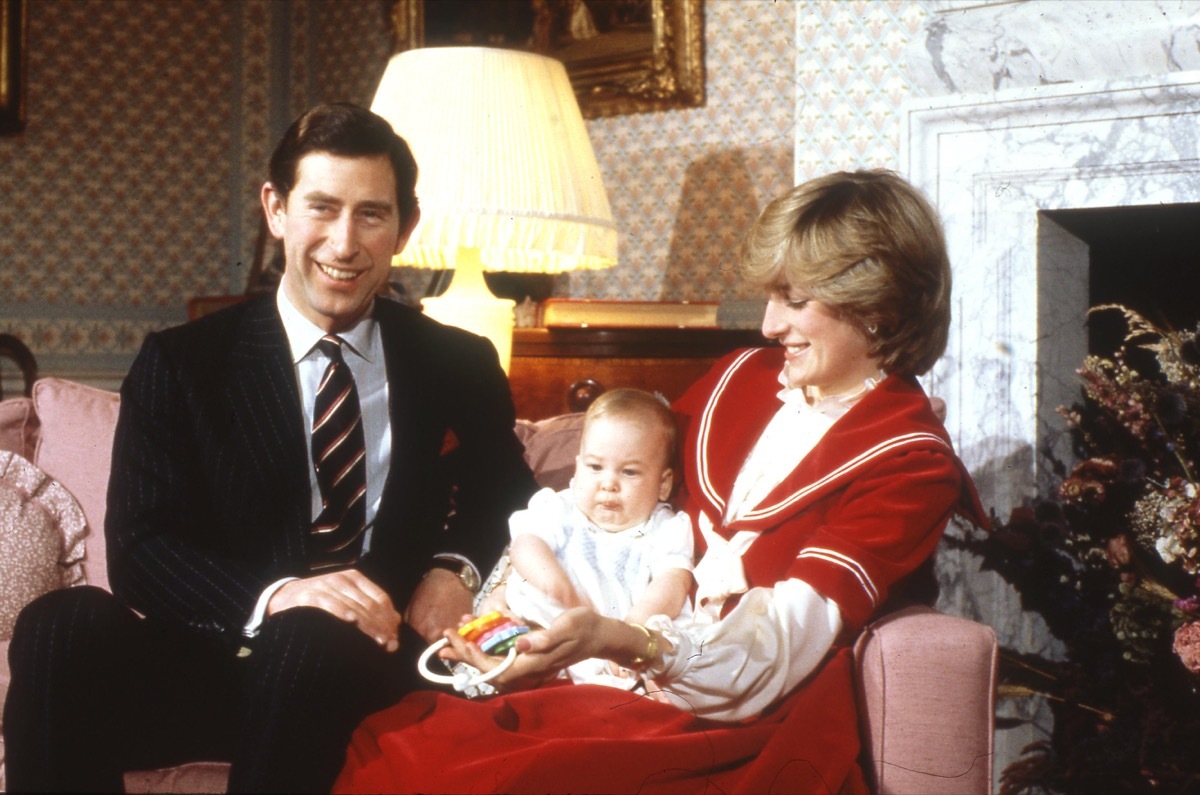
[32,379,121,592]
[853,605,997,794]
[0,398,39,460]
[0,638,9,791]
[516,412,583,491]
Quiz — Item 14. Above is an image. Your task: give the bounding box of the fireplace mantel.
[908,0,1200,98]
[903,70,1200,515]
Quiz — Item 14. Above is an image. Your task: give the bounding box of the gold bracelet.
[624,623,659,669]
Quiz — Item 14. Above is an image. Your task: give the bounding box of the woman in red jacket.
[335,169,986,794]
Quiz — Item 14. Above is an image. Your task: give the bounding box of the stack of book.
[539,299,720,329]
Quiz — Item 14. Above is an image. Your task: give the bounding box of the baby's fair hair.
[583,389,677,469]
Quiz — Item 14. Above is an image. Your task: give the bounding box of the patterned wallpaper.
[793,0,926,179]
[0,0,243,378]
[0,0,926,385]
[572,0,795,304]
[575,0,925,305]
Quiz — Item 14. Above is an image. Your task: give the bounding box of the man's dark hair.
[267,103,419,222]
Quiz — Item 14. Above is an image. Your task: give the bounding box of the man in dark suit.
[3,103,538,792]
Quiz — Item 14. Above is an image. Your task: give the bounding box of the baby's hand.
[438,611,530,673]
[439,628,504,672]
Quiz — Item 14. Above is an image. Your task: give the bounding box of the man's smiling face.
[263,151,414,333]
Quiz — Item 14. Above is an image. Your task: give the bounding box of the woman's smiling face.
[760,286,881,399]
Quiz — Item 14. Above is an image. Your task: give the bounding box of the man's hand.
[405,568,475,644]
[267,569,401,652]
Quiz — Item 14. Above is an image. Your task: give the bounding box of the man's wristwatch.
[429,558,482,593]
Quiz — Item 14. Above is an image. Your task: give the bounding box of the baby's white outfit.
[505,486,694,688]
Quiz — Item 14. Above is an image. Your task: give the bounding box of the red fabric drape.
[335,648,865,794]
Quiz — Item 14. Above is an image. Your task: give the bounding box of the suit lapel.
[375,300,420,510]
[226,299,311,561]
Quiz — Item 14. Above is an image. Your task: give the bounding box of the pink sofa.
[0,378,997,794]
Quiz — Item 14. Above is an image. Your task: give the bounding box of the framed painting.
[1,0,26,134]
[389,0,704,119]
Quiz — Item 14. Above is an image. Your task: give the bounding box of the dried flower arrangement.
[948,305,1200,794]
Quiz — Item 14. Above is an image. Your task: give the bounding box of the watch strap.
[429,556,481,593]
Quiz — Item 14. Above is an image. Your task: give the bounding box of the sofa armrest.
[853,605,997,795]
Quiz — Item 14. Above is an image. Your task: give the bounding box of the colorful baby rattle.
[418,611,531,692]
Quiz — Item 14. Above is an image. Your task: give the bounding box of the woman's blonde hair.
[739,169,952,376]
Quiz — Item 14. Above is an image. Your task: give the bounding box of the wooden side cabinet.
[508,327,764,420]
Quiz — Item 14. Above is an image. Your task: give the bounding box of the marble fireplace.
[904,70,1200,522]
[895,0,1200,779]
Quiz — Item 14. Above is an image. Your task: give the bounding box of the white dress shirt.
[276,288,391,539]
[242,290,392,637]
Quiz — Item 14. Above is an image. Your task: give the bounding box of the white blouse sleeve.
[646,578,843,722]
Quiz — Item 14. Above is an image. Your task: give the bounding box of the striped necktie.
[308,335,367,570]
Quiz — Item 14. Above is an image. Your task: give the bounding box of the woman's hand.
[436,607,607,689]
[437,607,660,690]
[512,607,608,669]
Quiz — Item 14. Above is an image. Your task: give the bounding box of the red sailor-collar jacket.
[674,347,988,632]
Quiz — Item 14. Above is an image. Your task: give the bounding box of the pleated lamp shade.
[371,47,618,369]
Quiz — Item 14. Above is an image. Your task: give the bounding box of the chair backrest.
[0,334,38,401]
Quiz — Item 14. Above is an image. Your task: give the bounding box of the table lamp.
[371,46,618,371]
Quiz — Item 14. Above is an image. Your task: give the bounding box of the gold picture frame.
[389,0,704,119]
[1,0,26,134]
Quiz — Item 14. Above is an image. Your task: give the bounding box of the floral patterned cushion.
[0,451,87,640]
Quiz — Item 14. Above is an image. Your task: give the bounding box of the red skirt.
[335,648,866,794]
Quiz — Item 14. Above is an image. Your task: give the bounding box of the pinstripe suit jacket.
[104,294,537,644]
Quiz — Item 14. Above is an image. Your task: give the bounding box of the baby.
[482,388,695,689]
